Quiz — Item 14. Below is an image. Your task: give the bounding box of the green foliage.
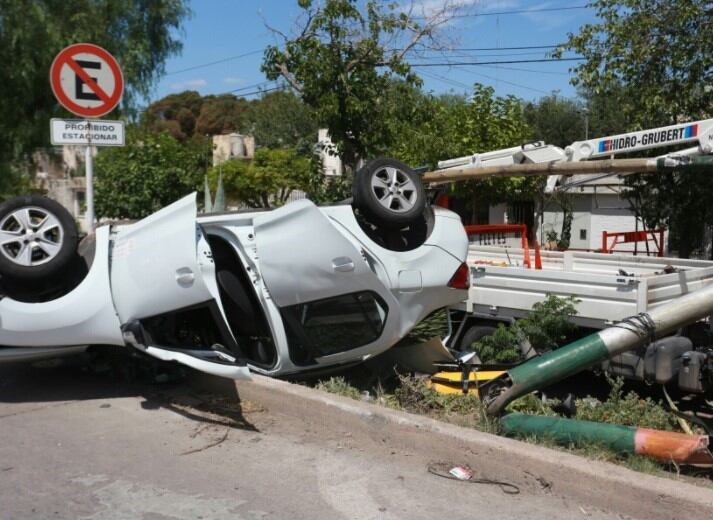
[208,148,311,208]
[468,295,579,363]
[558,0,713,257]
[304,154,353,205]
[396,309,449,346]
[389,83,540,221]
[575,377,679,431]
[315,376,362,400]
[523,95,586,148]
[262,0,431,169]
[94,129,209,219]
[559,0,712,127]
[469,324,523,364]
[240,91,318,154]
[0,0,189,174]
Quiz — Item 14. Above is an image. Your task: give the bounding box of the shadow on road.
[0,349,258,432]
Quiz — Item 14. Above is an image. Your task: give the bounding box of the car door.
[253,199,391,307]
[110,193,249,379]
[110,193,215,323]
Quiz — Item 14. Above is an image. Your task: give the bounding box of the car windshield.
[282,291,387,358]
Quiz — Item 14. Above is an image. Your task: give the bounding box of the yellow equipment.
[429,369,505,396]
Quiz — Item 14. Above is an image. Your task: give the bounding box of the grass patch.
[313,372,711,481]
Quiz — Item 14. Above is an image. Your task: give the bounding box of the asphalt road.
[0,358,709,519]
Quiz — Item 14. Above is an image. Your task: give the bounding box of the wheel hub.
[370,166,418,213]
[0,206,64,267]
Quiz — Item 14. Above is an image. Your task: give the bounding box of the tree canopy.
[262,0,461,169]
[0,0,190,191]
[558,0,712,127]
[208,148,311,208]
[95,130,209,219]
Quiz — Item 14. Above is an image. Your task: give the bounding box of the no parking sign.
[50,43,124,118]
[49,43,125,231]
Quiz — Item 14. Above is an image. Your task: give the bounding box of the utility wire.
[165,49,264,75]
[408,57,584,67]
[446,45,563,51]
[415,5,589,19]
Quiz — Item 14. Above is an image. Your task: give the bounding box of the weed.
[575,377,679,431]
[315,376,362,400]
[468,294,579,363]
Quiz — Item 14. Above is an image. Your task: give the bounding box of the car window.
[282,291,387,358]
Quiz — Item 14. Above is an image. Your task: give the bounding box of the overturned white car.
[0,159,468,378]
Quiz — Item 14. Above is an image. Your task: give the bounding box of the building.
[317,129,342,176]
[212,133,255,165]
[539,175,666,254]
[33,146,89,231]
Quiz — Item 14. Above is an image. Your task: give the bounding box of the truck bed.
[458,245,713,329]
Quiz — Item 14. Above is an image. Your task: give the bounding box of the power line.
[165,49,263,76]
[415,5,589,19]
[226,80,276,93]
[445,44,563,51]
[408,57,584,67]
[413,50,564,59]
[475,64,571,76]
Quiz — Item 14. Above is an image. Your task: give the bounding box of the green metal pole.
[500,413,636,455]
[487,282,713,415]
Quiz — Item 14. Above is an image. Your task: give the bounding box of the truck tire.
[0,195,78,282]
[352,157,426,229]
[458,325,497,352]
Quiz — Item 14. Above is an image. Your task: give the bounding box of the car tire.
[458,325,497,352]
[0,195,78,281]
[352,157,426,229]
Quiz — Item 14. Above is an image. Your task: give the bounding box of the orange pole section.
[634,428,713,464]
[534,240,542,270]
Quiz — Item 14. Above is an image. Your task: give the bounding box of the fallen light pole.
[422,155,713,183]
[485,282,713,416]
[500,413,713,465]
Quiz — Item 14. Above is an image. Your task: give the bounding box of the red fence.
[601,229,665,257]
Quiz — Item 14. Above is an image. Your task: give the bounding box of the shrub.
[575,377,679,431]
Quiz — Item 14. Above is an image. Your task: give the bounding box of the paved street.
[0,359,710,519]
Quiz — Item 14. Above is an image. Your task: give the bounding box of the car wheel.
[0,195,78,281]
[458,325,497,352]
[353,157,426,229]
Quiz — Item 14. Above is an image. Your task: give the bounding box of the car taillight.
[448,262,470,290]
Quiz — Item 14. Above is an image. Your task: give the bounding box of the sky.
[152,0,599,104]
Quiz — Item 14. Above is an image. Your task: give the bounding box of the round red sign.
[50,43,124,118]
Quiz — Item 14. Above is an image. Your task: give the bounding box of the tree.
[389,84,538,224]
[239,91,317,154]
[95,129,210,219]
[208,148,311,208]
[523,95,585,147]
[0,0,189,184]
[262,0,464,170]
[196,95,250,137]
[558,0,713,256]
[559,0,712,128]
[141,91,205,140]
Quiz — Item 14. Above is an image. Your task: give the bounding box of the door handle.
[332,256,355,272]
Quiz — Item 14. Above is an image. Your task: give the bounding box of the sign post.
[49,43,124,231]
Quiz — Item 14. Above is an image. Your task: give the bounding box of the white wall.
[488,203,507,224]
[318,129,342,176]
[541,196,593,250]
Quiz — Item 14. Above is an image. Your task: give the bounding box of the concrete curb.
[239,374,713,509]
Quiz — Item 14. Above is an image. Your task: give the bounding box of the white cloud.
[169,79,208,90]
[223,77,245,85]
[517,1,580,30]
